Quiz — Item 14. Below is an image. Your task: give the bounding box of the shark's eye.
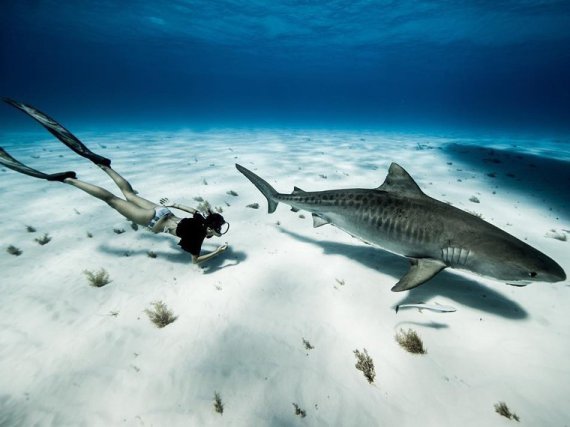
[529,272,537,278]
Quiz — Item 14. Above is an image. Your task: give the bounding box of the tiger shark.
[236,163,566,291]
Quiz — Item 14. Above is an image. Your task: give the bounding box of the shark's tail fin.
[235,164,279,213]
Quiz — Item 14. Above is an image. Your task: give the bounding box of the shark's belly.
[325,212,443,259]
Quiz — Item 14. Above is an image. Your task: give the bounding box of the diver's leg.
[64,177,154,225]
[98,165,158,209]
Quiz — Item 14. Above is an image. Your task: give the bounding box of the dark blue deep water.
[1,1,569,133]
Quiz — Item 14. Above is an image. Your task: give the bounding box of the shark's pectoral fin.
[391,258,447,292]
[312,213,331,228]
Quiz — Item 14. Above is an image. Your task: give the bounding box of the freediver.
[0,98,229,264]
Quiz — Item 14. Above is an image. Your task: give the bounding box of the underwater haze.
[1,0,570,132]
[3,3,570,426]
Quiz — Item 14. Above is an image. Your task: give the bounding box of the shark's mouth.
[506,281,531,287]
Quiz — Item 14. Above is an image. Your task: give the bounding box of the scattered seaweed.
[147,251,157,258]
[213,392,224,415]
[35,233,52,245]
[84,268,111,288]
[469,196,480,203]
[113,228,126,234]
[7,245,22,256]
[197,200,212,213]
[395,328,427,354]
[302,338,314,351]
[246,203,259,209]
[26,225,37,233]
[86,231,93,238]
[354,348,376,384]
[494,402,520,422]
[545,230,567,241]
[145,301,178,328]
[292,403,306,418]
[226,190,238,196]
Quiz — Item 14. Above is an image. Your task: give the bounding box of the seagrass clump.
[354,348,376,384]
[395,328,427,354]
[213,392,224,415]
[494,402,520,422]
[7,245,22,256]
[84,268,111,287]
[145,301,178,328]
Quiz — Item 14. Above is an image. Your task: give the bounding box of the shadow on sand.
[98,242,246,272]
[443,143,570,220]
[280,229,528,320]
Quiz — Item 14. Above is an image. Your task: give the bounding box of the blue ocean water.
[1,1,569,134]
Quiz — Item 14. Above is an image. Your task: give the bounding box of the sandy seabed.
[1,129,569,426]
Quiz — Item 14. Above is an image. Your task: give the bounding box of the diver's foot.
[47,171,77,182]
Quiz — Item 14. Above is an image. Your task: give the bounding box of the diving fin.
[0,147,76,182]
[2,98,111,166]
[391,258,447,292]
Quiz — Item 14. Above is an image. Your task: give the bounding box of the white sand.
[1,130,569,426]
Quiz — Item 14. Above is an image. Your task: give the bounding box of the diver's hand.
[218,243,229,252]
[160,198,170,206]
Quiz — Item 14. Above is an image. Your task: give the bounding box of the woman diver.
[0,98,229,264]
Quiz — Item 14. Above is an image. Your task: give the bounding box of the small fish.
[395,302,457,313]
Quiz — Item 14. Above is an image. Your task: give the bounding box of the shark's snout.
[534,257,567,283]
[545,262,567,282]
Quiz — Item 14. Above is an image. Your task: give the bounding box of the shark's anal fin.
[312,213,331,228]
[391,258,447,292]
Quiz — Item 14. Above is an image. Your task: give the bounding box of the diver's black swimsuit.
[176,213,208,256]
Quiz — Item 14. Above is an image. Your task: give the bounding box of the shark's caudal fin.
[235,164,279,213]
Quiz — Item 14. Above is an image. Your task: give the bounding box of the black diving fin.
[0,147,76,182]
[3,98,111,167]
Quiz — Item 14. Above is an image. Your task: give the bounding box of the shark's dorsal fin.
[292,186,306,194]
[377,163,424,197]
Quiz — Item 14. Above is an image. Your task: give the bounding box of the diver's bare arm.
[160,198,197,214]
[191,244,228,264]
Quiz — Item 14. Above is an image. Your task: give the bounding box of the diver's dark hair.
[205,212,225,229]
[203,210,229,235]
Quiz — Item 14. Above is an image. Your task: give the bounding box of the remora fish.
[395,302,457,313]
[236,163,566,291]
